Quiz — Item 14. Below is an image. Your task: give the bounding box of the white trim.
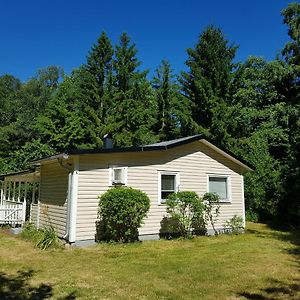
[241,175,246,227]
[207,173,231,203]
[200,139,253,172]
[108,166,128,186]
[157,171,180,204]
[69,156,79,243]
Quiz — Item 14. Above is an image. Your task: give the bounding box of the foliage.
[36,225,60,250]
[203,192,221,235]
[21,222,60,250]
[166,191,205,238]
[224,215,244,235]
[180,25,237,141]
[0,2,300,227]
[20,222,42,243]
[98,187,150,242]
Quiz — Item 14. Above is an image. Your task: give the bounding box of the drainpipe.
[68,156,79,243]
[58,156,72,240]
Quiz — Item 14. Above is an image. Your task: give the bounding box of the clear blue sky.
[0,0,293,82]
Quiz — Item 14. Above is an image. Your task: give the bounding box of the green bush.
[36,225,59,250]
[21,222,60,250]
[21,222,42,243]
[166,191,205,238]
[224,215,244,235]
[98,187,150,242]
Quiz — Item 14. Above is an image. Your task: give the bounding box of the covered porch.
[0,169,40,226]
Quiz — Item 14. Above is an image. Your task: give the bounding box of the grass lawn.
[0,222,299,299]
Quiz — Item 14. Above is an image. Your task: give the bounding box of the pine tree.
[152,60,182,140]
[180,26,237,140]
[106,33,157,147]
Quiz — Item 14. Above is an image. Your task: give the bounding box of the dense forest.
[0,3,299,225]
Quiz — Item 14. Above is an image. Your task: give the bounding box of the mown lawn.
[0,223,299,299]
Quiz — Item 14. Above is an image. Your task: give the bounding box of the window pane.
[161,175,175,191]
[209,177,227,199]
[113,169,123,182]
[161,191,174,201]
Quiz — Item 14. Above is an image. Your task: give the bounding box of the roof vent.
[103,134,113,149]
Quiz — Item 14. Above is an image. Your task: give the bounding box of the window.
[208,175,230,202]
[158,172,179,204]
[109,166,127,186]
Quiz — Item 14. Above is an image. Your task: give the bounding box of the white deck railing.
[0,200,25,225]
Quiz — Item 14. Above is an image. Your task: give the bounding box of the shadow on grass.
[238,278,300,299]
[240,225,300,299]
[0,270,76,300]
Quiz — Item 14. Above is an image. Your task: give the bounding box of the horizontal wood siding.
[39,162,68,237]
[30,204,38,225]
[76,141,244,241]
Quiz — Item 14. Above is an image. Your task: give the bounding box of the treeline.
[0,3,299,225]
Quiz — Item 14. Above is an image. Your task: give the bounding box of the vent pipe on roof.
[103,133,114,149]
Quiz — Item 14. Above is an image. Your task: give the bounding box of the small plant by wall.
[165,191,205,238]
[203,192,221,236]
[98,187,150,242]
[224,215,244,234]
[21,222,60,250]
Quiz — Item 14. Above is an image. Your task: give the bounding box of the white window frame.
[109,166,128,186]
[207,174,231,203]
[158,171,180,204]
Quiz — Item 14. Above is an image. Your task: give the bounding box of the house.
[0,135,252,246]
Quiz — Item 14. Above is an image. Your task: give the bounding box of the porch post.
[12,181,16,202]
[8,181,11,201]
[32,182,36,204]
[3,180,6,202]
[17,181,21,202]
[0,181,3,204]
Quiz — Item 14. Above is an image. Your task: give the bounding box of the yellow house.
[1,135,252,246]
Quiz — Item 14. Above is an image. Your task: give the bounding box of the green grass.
[0,223,299,299]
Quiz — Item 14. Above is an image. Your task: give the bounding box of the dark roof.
[30,134,253,171]
[0,169,35,180]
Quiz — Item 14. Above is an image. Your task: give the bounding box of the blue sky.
[0,0,292,81]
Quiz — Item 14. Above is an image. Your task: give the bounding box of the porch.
[0,170,40,226]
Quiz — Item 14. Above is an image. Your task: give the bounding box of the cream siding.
[39,162,69,237]
[76,140,245,241]
[30,203,38,225]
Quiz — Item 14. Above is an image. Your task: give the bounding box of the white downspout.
[68,156,79,244]
[63,172,72,240]
[241,175,246,228]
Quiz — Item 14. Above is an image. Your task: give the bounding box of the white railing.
[0,201,25,225]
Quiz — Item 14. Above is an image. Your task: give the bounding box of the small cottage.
[0,135,252,246]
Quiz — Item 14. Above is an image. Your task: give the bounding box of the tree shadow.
[0,270,76,300]
[239,225,300,299]
[238,278,300,300]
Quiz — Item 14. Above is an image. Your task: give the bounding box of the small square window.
[159,172,179,204]
[208,176,230,201]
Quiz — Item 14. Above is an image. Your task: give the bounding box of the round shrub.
[98,187,150,242]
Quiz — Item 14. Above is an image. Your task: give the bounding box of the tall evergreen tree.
[105,33,157,146]
[152,60,182,140]
[180,26,237,141]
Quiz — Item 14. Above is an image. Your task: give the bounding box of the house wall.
[39,162,69,237]
[76,140,244,242]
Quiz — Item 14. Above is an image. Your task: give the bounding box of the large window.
[158,172,179,204]
[208,175,230,202]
